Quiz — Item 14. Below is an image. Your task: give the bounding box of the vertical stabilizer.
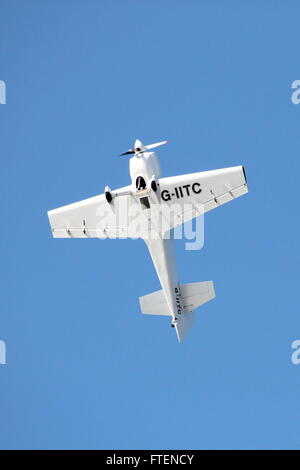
[175,311,195,343]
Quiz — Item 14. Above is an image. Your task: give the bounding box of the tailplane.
[139,281,216,342]
[180,281,216,313]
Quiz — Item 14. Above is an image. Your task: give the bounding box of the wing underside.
[48,166,248,239]
[157,165,248,230]
[48,185,142,239]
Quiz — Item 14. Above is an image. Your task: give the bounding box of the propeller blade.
[144,140,168,151]
[120,149,135,156]
[119,140,168,156]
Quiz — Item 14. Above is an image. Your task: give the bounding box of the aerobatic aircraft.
[48,139,248,342]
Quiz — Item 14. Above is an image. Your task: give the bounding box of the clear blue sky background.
[1,0,300,450]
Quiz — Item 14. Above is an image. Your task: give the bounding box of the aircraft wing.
[158,165,248,230]
[48,166,248,239]
[48,185,141,239]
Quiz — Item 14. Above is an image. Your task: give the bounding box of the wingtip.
[242,165,248,185]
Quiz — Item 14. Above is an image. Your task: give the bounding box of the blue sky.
[1,0,300,450]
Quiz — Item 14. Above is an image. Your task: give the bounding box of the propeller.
[120,139,168,156]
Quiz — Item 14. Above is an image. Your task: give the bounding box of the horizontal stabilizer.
[180,281,216,312]
[139,289,170,316]
[139,281,215,317]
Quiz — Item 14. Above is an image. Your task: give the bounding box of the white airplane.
[48,139,248,342]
